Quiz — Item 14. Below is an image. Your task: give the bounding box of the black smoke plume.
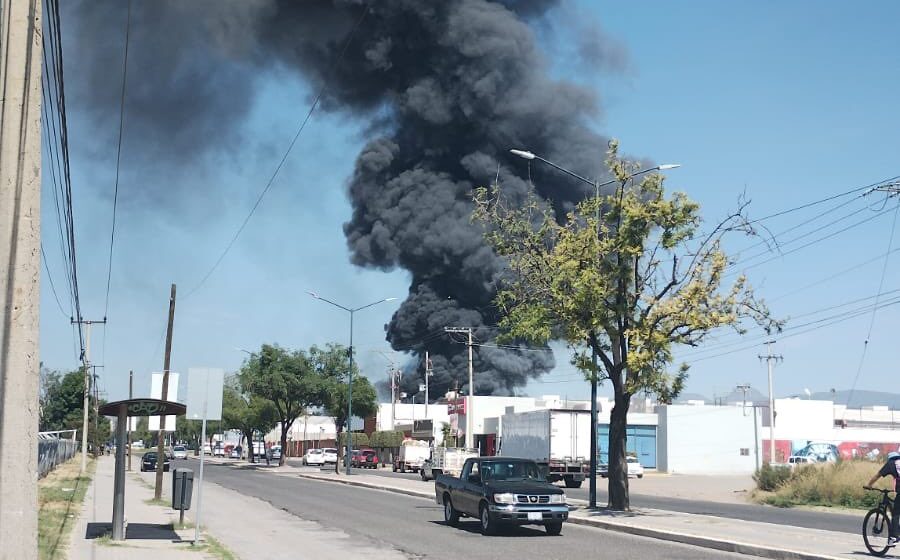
[66,0,623,398]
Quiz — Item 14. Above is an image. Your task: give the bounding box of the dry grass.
[38,457,95,560]
[754,460,888,509]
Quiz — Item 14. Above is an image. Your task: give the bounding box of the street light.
[509,147,680,509]
[308,291,397,475]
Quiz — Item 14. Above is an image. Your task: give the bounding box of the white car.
[203,443,212,455]
[173,445,188,460]
[303,448,325,466]
[322,448,338,464]
[627,456,645,479]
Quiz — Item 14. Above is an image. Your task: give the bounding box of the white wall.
[658,404,760,475]
[266,415,337,444]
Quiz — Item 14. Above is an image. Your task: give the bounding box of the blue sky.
[41,1,900,405]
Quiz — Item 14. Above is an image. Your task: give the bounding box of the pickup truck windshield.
[480,460,544,482]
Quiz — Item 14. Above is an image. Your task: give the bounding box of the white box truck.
[419,447,479,481]
[499,409,590,488]
[394,440,431,473]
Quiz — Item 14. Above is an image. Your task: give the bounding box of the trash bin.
[171,468,193,511]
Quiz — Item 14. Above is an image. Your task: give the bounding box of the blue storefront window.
[597,424,656,468]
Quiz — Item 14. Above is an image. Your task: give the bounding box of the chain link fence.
[38,430,79,478]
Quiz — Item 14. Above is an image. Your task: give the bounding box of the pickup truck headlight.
[549,494,566,504]
[493,493,516,504]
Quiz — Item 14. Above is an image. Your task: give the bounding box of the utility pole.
[759,341,783,464]
[424,351,433,418]
[736,383,751,416]
[127,371,133,471]
[445,327,475,450]
[0,1,42,555]
[389,365,399,431]
[72,319,105,471]
[154,284,177,499]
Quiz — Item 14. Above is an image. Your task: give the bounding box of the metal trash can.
[171,468,193,511]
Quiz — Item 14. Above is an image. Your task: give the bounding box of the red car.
[352,449,379,469]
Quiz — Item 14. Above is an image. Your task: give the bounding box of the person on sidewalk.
[867,451,900,545]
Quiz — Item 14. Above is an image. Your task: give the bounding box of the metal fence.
[38,430,79,478]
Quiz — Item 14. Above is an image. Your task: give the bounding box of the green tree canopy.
[239,344,320,465]
[473,140,780,510]
[222,381,278,463]
[39,368,110,454]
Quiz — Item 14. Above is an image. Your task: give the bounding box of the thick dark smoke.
[67,0,622,398]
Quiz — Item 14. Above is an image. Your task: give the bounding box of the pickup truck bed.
[434,457,569,536]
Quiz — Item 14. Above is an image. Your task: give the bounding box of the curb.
[294,473,846,560]
[565,515,846,560]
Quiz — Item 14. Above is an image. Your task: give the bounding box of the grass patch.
[195,534,237,560]
[144,497,169,507]
[752,460,887,509]
[38,457,96,560]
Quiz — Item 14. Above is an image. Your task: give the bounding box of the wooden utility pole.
[154,284,177,499]
[0,1,42,555]
[127,370,133,471]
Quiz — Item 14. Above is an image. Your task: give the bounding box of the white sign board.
[149,372,179,431]
[186,368,224,421]
[128,417,139,431]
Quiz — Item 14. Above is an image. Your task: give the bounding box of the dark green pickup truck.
[434,457,569,535]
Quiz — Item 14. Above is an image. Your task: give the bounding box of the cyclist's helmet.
[888,451,900,460]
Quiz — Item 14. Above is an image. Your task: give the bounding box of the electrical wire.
[183,3,372,299]
[843,199,900,415]
[103,0,132,320]
[41,244,69,318]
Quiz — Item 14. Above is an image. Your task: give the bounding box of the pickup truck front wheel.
[545,521,563,536]
[479,504,498,536]
[443,497,460,526]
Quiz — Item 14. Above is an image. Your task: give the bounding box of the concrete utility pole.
[445,327,475,450]
[0,1,42,556]
[154,284,177,499]
[759,341,783,464]
[71,319,105,471]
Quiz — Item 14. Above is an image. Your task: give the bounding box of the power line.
[103,0,133,320]
[41,244,68,318]
[747,175,900,225]
[183,4,371,299]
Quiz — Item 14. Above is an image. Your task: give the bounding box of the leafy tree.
[370,430,404,448]
[473,141,780,510]
[222,384,277,463]
[40,368,110,454]
[337,432,370,448]
[316,344,378,473]
[240,344,320,466]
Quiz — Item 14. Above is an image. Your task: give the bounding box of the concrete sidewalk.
[290,469,877,560]
[69,455,412,559]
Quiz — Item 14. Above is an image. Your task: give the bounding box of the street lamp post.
[309,292,396,475]
[510,148,679,509]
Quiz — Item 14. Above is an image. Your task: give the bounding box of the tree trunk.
[279,420,289,466]
[607,391,631,511]
[245,430,255,463]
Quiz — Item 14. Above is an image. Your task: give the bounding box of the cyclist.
[867,450,900,545]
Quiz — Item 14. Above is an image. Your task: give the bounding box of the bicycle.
[863,487,897,556]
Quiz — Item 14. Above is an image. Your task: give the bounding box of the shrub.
[753,463,792,491]
[755,460,886,509]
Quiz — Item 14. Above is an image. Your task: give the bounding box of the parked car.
[597,456,644,478]
[267,445,282,462]
[435,457,568,535]
[303,448,325,466]
[352,449,379,469]
[627,456,644,479]
[141,452,170,472]
[214,443,226,457]
[322,448,337,464]
[230,445,243,459]
[173,445,188,460]
[203,443,212,455]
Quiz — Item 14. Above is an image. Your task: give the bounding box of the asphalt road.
[188,458,746,560]
[334,465,862,534]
